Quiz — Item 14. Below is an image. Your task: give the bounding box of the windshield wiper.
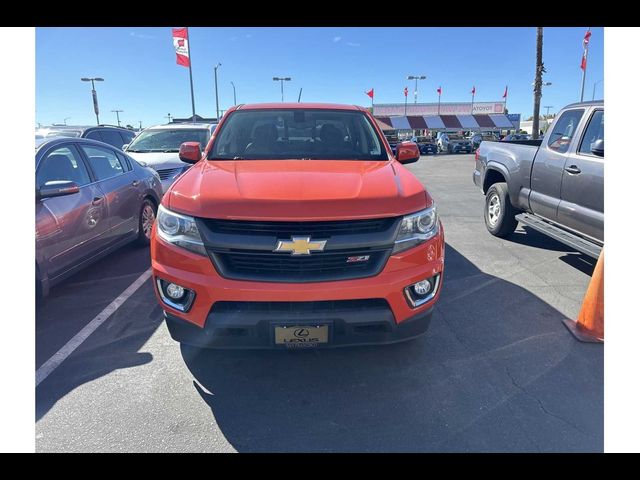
[126,149,150,153]
[162,149,180,153]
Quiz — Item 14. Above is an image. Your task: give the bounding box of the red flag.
[580,29,591,71]
[403,87,408,97]
[471,86,476,95]
[172,27,190,68]
[366,88,374,99]
[502,85,508,99]
[437,86,442,95]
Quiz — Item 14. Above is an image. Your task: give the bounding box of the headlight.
[156,204,206,255]
[392,205,439,254]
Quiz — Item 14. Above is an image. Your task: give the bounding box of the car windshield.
[415,136,430,143]
[127,128,210,152]
[37,129,82,138]
[447,134,464,140]
[209,109,387,160]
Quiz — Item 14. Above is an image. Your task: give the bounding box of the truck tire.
[484,182,518,237]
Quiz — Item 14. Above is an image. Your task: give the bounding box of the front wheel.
[136,198,157,246]
[484,183,518,237]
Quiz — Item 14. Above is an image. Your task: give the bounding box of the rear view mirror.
[38,180,80,200]
[179,142,202,164]
[591,139,604,157]
[396,141,420,165]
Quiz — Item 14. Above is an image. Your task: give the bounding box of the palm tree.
[532,27,546,140]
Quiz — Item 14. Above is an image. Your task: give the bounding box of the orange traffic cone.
[563,250,604,343]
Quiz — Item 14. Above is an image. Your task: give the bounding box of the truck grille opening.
[209,248,390,282]
[201,217,396,237]
[200,217,399,282]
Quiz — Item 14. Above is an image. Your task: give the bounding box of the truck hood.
[165,160,429,221]
[125,151,188,170]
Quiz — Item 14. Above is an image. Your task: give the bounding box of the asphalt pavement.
[35,153,603,452]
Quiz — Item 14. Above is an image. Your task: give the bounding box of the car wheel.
[484,182,518,237]
[136,198,157,246]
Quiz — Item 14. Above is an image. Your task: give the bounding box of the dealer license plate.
[274,325,329,348]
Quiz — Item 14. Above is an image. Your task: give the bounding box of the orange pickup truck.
[151,103,444,348]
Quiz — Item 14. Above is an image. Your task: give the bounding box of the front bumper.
[151,221,445,348]
[164,302,434,348]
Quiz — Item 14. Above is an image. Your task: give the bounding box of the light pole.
[273,77,292,102]
[543,105,554,132]
[138,121,143,130]
[231,81,237,105]
[80,77,104,125]
[407,75,426,104]
[165,113,173,123]
[111,109,123,127]
[63,117,71,125]
[592,79,603,101]
[214,62,222,120]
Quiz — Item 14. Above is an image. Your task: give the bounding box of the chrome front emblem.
[274,236,327,255]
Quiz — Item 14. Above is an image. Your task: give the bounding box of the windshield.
[127,128,210,153]
[36,129,82,139]
[209,109,387,160]
[447,134,464,140]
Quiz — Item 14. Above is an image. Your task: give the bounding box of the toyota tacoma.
[474,101,603,258]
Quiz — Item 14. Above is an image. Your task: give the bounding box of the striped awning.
[375,114,514,131]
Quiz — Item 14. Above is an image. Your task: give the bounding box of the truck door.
[528,108,585,222]
[556,108,604,242]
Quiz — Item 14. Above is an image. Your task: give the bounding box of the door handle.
[564,165,582,175]
[132,180,140,186]
[91,196,103,205]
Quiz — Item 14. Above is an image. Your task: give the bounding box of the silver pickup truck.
[473,100,603,258]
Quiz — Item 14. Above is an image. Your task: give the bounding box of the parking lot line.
[35,268,153,387]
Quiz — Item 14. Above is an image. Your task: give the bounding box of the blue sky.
[36,27,604,127]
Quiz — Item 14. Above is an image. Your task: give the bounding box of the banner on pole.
[172,27,190,68]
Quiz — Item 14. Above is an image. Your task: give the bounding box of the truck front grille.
[199,217,400,282]
[209,247,390,282]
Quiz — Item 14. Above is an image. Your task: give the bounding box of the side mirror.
[396,141,420,164]
[122,143,129,151]
[591,139,604,157]
[179,142,202,164]
[38,180,80,200]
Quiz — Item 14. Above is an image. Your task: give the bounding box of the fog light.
[156,278,196,313]
[166,283,185,299]
[413,280,432,296]
[404,274,440,308]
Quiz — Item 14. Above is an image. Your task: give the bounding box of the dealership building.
[372,101,520,134]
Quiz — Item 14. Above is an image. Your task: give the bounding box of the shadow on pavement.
[507,226,597,276]
[36,245,161,421]
[181,243,603,452]
[508,226,580,253]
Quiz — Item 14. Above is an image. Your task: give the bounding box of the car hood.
[165,160,429,221]
[125,151,189,170]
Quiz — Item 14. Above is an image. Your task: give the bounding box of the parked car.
[469,132,499,151]
[124,123,217,193]
[501,133,531,142]
[36,137,163,297]
[35,125,136,151]
[151,103,444,349]
[411,136,438,155]
[436,132,473,154]
[473,100,603,258]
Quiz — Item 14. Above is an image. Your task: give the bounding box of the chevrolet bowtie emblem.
[274,236,327,255]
